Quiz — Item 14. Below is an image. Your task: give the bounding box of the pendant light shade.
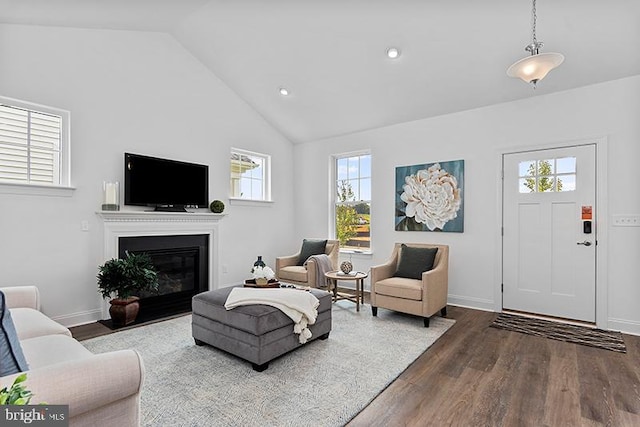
[507,52,564,85]
[507,0,563,88]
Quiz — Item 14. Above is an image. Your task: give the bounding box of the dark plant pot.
[109,297,140,327]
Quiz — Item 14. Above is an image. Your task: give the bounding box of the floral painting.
[395,160,464,232]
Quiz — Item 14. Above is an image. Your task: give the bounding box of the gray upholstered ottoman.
[192,285,332,371]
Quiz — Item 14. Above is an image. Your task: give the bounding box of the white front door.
[502,144,596,322]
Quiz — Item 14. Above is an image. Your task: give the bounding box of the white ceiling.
[1,0,639,143]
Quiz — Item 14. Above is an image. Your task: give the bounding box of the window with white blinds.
[0,99,68,187]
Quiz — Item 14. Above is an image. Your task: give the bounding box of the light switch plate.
[612,214,640,227]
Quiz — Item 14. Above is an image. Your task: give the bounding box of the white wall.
[0,24,298,325]
[293,75,640,335]
[1,23,637,335]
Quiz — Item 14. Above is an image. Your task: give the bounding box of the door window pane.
[556,157,576,174]
[557,174,576,192]
[519,160,536,177]
[518,157,576,193]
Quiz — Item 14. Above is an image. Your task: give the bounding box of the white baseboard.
[607,317,640,336]
[447,294,495,312]
[51,309,103,328]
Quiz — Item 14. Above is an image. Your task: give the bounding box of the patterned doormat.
[491,313,626,353]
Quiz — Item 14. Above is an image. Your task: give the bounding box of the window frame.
[0,96,73,196]
[331,150,372,254]
[229,148,272,203]
[518,157,577,194]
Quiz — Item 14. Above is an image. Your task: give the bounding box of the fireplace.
[97,211,222,325]
[119,234,208,323]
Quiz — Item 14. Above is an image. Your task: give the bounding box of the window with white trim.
[334,152,371,251]
[230,148,271,201]
[0,97,70,187]
[518,157,576,193]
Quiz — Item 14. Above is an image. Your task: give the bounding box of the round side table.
[324,271,368,312]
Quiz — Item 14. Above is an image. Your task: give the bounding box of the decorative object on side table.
[209,199,225,213]
[97,252,159,327]
[102,181,120,211]
[245,260,279,287]
[340,260,353,274]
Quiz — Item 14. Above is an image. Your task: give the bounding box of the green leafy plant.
[336,180,359,246]
[97,252,159,299]
[0,374,33,405]
[524,160,563,192]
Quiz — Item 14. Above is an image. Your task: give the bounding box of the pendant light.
[507,0,564,88]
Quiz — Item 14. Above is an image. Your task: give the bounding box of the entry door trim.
[496,136,609,329]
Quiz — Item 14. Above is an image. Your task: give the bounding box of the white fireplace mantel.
[96,210,225,318]
[96,210,226,223]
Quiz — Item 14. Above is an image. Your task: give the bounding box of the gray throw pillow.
[0,291,29,376]
[297,239,328,266]
[395,244,438,280]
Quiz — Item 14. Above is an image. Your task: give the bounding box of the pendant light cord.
[531,0,538,45]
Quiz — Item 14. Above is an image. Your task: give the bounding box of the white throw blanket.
[224,288,320,344]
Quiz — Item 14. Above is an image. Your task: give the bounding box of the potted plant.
[97,251,159,327]
[0,374,33,405]
[209,199,225,214]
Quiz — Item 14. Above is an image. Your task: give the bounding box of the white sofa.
[0,286,144,426]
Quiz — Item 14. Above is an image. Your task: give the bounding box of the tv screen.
[124,153,208,211]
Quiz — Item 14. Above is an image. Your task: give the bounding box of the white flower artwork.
[395,160,464,232]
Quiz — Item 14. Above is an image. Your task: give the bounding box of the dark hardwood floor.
[69,312,187,341]
[69,321,113,341]
[71,302,640,426]
[348,306,640,427]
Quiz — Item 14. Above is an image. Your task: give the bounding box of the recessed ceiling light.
[278,87,290,96]
[386,47,401,59]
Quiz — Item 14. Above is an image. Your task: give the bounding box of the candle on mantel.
[102,181,120,210]
[105,183,117,204]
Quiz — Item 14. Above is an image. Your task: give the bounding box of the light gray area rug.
[82,301,455,426]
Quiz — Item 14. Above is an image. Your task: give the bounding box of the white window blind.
[0,103,62,185]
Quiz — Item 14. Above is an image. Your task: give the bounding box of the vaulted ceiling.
[1,0,639,143]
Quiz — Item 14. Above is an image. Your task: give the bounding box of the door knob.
[577,240,592,246]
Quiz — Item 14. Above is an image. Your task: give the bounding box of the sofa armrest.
[0,286,40,310]
[1,350,144,421]
[276,253,300,271]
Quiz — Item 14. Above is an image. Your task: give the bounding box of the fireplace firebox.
[119,234,208,323]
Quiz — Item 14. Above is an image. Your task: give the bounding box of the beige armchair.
[276,239,339,287]
[370,243,449,327]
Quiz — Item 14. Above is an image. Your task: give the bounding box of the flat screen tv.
[124,153,208,211]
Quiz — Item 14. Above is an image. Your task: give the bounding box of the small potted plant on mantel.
[97,252,159,327]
